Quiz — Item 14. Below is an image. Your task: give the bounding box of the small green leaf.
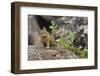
[51,20,55,26]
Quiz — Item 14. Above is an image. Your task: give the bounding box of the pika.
[40,27,52,48]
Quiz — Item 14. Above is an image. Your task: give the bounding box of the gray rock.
[28,46,79,60]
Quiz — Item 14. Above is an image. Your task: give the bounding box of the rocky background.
[28,15,88,60]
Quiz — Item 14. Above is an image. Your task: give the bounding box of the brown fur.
[40,27,52,48]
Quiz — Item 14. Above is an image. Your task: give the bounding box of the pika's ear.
[43,27,47,31]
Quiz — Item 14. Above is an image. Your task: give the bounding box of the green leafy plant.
[49,20,58,46]
[80,49,88,58]
[49,20,58,35]
[58,32,87,58]
[49,20,87,58]
[65,31,75,46]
